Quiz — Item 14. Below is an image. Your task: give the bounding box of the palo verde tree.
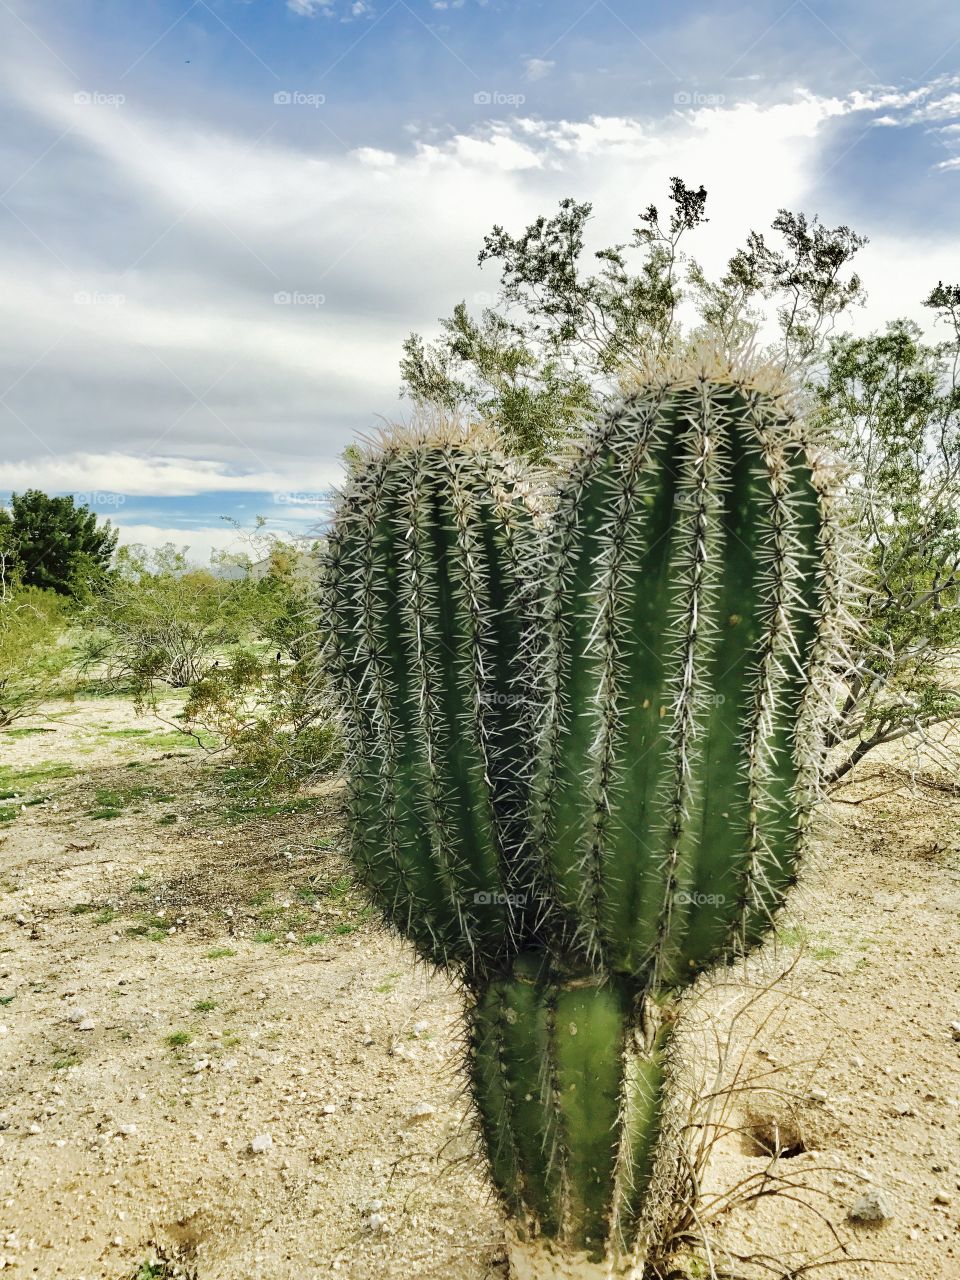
[813,287,960,781]
[401,180,866,460]
[323,345,847,1277]
[400,183,960,781]
[84,544,250,692]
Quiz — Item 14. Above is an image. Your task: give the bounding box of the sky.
[0,0,957,563]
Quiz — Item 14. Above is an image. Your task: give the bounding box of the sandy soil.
[0,696,958,1279]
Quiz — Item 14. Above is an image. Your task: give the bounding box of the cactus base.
[505,1230,641,1280]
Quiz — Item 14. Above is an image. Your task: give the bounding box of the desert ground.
[0,694,958,1279]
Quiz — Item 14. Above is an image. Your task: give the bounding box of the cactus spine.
[322,356,841,1278]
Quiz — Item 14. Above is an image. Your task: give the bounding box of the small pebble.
[848,1188,894,1223]
[407,1101,435,1122]
[250,1133,273,1154]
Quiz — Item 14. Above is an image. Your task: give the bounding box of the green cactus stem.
[321,351,844,1277]
[323,424,542,975]
[533,377,836,988]
[470,957,671,1278]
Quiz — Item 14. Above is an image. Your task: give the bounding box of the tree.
[84,534,340,785]
[689,209,867,373]
[0,490,118,596]
[401,180,867,457]
[402,183,710,458]
[397,182,954,790]
[813,294,960,781]
[0,587,75,729]
[83,543,250,691]
[183,523,340,784]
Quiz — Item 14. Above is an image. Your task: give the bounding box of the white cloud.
[0,453,342,498]
[1,62,957,499]
[524,58,555,82]
[287,0,333,15]
[110,522,261,563]
[352,146,397,166]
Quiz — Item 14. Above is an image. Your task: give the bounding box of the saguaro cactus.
[322,354,842,1278]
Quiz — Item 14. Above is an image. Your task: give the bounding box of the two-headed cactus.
[322,352,841,1278]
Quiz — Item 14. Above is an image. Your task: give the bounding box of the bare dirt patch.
[1,698,958,1278]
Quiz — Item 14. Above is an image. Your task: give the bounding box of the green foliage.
[0,586,76,729]
[813,295,960,778]
[181,544,341,785]
[323,368,839,1270]
[400,183,710,458]
[0,490,117,597]
[84,544,251,691]
[689,209,867,370]
[401,180,865,463]
[401,304,594,461]
[399,181,960,781]
[83,536,340,785]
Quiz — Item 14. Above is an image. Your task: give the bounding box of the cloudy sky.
[1,0,957,561]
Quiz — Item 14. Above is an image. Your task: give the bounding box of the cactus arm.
[535,395,688,976]
[324,436,540,971]
[402,453,504,959]
[742,446,831,943]
[664,390,774,975]
[534,383,837,985]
